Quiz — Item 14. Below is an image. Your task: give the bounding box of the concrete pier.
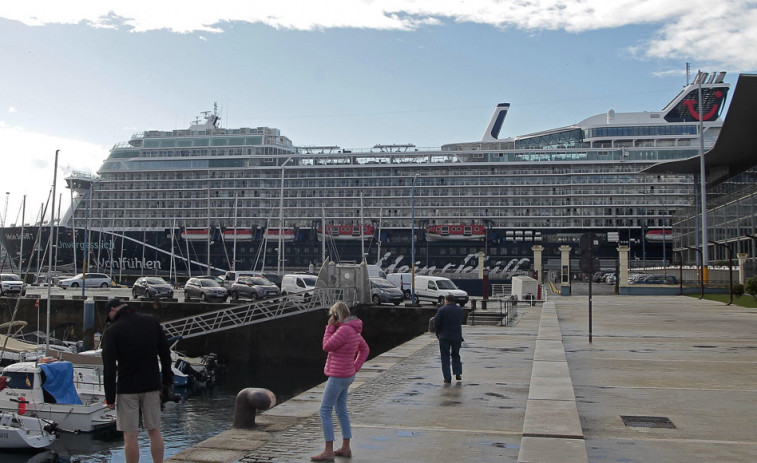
[168,295,757,462]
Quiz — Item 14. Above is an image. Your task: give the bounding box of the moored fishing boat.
[0,361,116,433]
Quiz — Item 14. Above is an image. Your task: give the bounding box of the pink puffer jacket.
[323,317,369,378]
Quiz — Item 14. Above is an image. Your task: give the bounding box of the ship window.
[5,371,34,390]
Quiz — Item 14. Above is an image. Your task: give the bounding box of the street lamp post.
[411,175,418,304]
[698,76,710,282]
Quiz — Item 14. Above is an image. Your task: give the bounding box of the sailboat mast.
[360,193,365,263]
[46,150,59,353]
[232,193,238,272]
[207,187,211,275]
[19,195,25,278]
[321,207,326,266]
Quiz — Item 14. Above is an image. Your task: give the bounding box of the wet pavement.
[167,293,757,463]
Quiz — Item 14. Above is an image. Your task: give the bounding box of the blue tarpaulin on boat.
[40,361,83,405]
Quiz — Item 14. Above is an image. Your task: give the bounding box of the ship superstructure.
[0,72,730,278]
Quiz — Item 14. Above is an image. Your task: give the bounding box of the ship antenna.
[685,62,690,86]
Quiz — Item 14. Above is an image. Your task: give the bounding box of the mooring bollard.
[232,388,277,429]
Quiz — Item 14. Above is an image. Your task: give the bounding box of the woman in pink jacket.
[311,301,369,462]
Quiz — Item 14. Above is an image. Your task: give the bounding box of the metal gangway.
[161,287,357,340]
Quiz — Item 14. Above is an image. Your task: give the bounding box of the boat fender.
[232,387,276,429]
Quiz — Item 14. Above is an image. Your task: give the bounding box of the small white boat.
[0,361,116,433]
[0,410,59,449]
[0,377,59,449]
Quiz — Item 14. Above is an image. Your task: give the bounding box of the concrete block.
[527,376,576,401]
[530,360,569,378]
[518,436,588,463]
[523,399,583,439]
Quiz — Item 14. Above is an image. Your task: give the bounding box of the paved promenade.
[168,295,757,463]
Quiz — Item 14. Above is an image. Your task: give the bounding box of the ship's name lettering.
[96,257,161,270]
[57,241,114,250]
[4,232,34,240]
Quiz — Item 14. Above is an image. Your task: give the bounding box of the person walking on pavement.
[311,301,370,462]
[102,297,174,463]
[433,293,464,384]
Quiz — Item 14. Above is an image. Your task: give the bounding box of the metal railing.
[161,287,357,339]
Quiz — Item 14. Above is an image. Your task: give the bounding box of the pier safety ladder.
[161,287,357,339]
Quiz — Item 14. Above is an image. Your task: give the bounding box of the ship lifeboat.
[222,228,254,242]
[317,225,375,241]
[181,228,211,241]
[645,229,677,242]
[425,224,486,242]
[264,228,295,241]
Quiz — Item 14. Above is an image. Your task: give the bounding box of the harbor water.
[1,361,324,463]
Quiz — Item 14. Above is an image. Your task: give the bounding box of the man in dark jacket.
[433,294,464,384]
[102,297,173,463]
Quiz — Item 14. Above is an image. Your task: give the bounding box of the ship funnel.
[482,103,510,141]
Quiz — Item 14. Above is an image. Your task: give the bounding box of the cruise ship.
[0,72,731,280]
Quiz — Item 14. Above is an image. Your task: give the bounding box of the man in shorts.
[102,297,173,463]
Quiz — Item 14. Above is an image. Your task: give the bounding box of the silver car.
[370,278,404,305]
[58,273,112,289]
[184,278,228,302]
[230,276,280,300]
[0,274,26,296]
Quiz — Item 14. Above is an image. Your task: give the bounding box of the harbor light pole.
[411,175,418,304]
[698,75,710,282]
[277,157,293,274]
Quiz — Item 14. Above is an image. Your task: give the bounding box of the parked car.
[184,278,228,302]
[132,276,174,299]
[386,273,413,299]
[196,275,225,286]
[230,276,280,300]
[0,274,26,296]
[637,274,678,285]
[280,274,318,301]
[58,273,112,289]
[260,273,283,288]
[605,273,617,285]
[370,278,404,305]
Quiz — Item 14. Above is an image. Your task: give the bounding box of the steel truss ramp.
[161,287,357,340]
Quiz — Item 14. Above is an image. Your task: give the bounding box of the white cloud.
[2,1,756,68]
[0,125,106,226]
[8,107,17,113]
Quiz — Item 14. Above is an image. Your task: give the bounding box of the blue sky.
[1,1,756,225]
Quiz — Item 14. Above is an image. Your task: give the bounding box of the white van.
[280,273,318,301]
[413,275,468,306]
[386,273,412,299]
[222,270,264,289]
[366,264,387,279]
